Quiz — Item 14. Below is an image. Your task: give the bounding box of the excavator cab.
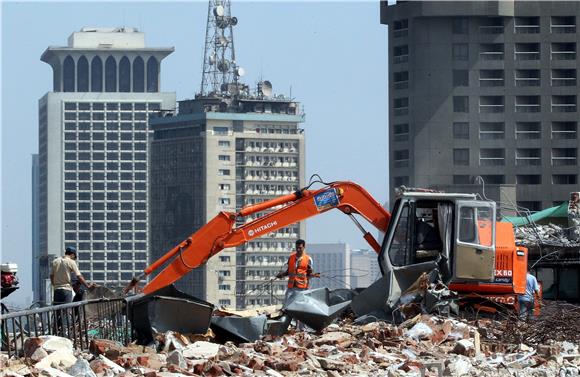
[377,192,496,310]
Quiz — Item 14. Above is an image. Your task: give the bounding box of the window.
[453,175,471,184]
[515,43,540,60]
[552,148,577,166]
[219,198,231,205]
[480,17,503,34]
[218,169,230,176]
[515,96,541,113]
[453,96,469,113]
[453,122,469,139]
[394,98,409,115]
[77,56,89,92]
[551,69,576,86]
[516,122,541,140]
[394,71,409,89]
[479,122,504,140]
[479,70,504,87]
[393,150,409,168]
[452,18,468,34]
[552,122,577,139]
[480,43,504,60]
[551,42,576,60]
[516,69,540,87]
[133,56,144,92]
[517,201,542,212]
[453,149,469,166]
[218,299,231,306]
[219,256,231,263]
[218,155,231,161]
[219,183,231,191]
[119,57,130,92]
[517,175,542,185]
[452,43,469,61]
[91,56,103,92]
[218,140,230,147]
[552,95,577,112]
[515,17,540,34]
[393,45,409,63]
[393,123,409,141]
[105,56,116,92]
[388,204,410,266]
[219,284,231,291]
[552,175,577,185]
[479,96,504,113]
[146,56,159,92]
[480,148,505,166]
[393,19,408,37]
[63,56,75,92]
[218,270,231,277]
[480,175,505,184]
[453,70,469,87]
[551,16,576,34]
[213,126,229,135]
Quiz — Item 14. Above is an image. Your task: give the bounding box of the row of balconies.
[242,161,297,167]
[243,147,298,153]
[243,176,298,182]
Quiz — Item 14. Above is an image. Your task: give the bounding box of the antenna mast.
[200,0,243,96]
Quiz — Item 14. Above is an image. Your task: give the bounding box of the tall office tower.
[307,243,351,290]
[350,249,381,288]
[149,94,305,309]
[382,1,580,210]
[37,28,175,301]
[32,154,40,304]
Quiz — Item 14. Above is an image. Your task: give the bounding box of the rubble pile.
[514,223,580,247]
[2,312,579,377]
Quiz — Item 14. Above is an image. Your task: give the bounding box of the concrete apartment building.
[149,95,305,309]
[382,1,580,210]
[307,243,351,290]
[350,249,382,289]
[37,28,175,302]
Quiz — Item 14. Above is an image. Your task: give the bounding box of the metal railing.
[1,298,130,358]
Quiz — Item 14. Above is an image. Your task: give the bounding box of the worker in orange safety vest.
[276,239,320,306]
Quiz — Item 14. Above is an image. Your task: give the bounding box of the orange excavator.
[128,180,530,314]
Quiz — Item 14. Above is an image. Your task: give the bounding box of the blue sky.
[1,1,388,306]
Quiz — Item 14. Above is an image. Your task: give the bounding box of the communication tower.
[200,0,245,96]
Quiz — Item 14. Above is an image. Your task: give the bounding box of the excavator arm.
[137,181,391,294]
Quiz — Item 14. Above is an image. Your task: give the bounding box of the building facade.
[350,249,382,289]
[32,154,41,304]
[382,1,580,210]
[307,243,351,290]
[37,28,175,302]
[150,95,305,309]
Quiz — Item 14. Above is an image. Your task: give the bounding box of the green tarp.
[502,202,569,226]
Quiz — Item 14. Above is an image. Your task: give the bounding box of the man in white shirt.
[50,247,93,305]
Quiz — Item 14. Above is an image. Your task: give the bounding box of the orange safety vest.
[287,253,311,289]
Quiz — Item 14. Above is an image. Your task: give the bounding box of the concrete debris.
[3,303,580,376]
[514,223,580,247]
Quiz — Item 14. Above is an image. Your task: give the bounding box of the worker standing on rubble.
[276,239,319,304]
[518,272,540,320]
[50,247,94,305]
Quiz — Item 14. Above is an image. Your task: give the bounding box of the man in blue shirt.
[519,273,540,320]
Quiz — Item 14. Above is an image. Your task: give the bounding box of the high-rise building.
[32,154,40,304]
[37,28,175,301]
[307,243,351,290]
[350,249,381,288]
[382,1,580,209]
[149,95,305,309]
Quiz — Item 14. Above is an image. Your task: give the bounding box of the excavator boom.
[141,181,390,294]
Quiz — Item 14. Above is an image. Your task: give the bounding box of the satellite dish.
[217,35,228,46]
[213,5,225,17]
[262,80,273,97]
[230,17,238,26]
[217,59,230,72]
[236,67,245,77]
